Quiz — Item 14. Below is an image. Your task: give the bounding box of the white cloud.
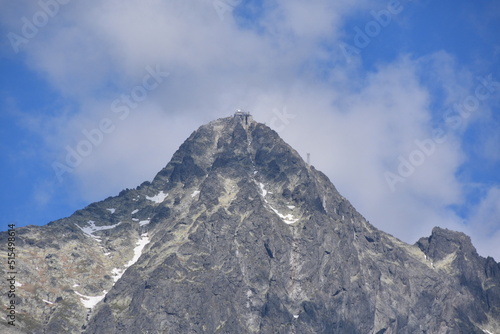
[64,105,198,201]
[261,0,366,40]
[468,187,500,260]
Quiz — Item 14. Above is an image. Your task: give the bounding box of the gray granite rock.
[2,115,499,333]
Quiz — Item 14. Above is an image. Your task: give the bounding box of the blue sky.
[1,0,499,259]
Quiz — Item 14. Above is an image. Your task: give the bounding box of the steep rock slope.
[1,115,499,333]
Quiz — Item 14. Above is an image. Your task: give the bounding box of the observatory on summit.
[234,109,252,124]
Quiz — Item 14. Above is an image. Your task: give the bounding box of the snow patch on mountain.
[268,205,299,224]
[111,233,151,282]
[74,291,107,309]
[139,219,150,226]
[77,221,121,238]
[146,191,168,203]
[259,183,267,197]
[128,233,150,266]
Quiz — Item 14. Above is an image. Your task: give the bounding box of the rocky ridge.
[1,114,499,333]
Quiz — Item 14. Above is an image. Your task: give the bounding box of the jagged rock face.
[2,115,500,333]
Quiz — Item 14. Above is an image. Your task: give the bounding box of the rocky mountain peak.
[151,113,302,186]
[2,114,500,334]
[416,226,477,262]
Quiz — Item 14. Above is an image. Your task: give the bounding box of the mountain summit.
[2,114,500,333]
